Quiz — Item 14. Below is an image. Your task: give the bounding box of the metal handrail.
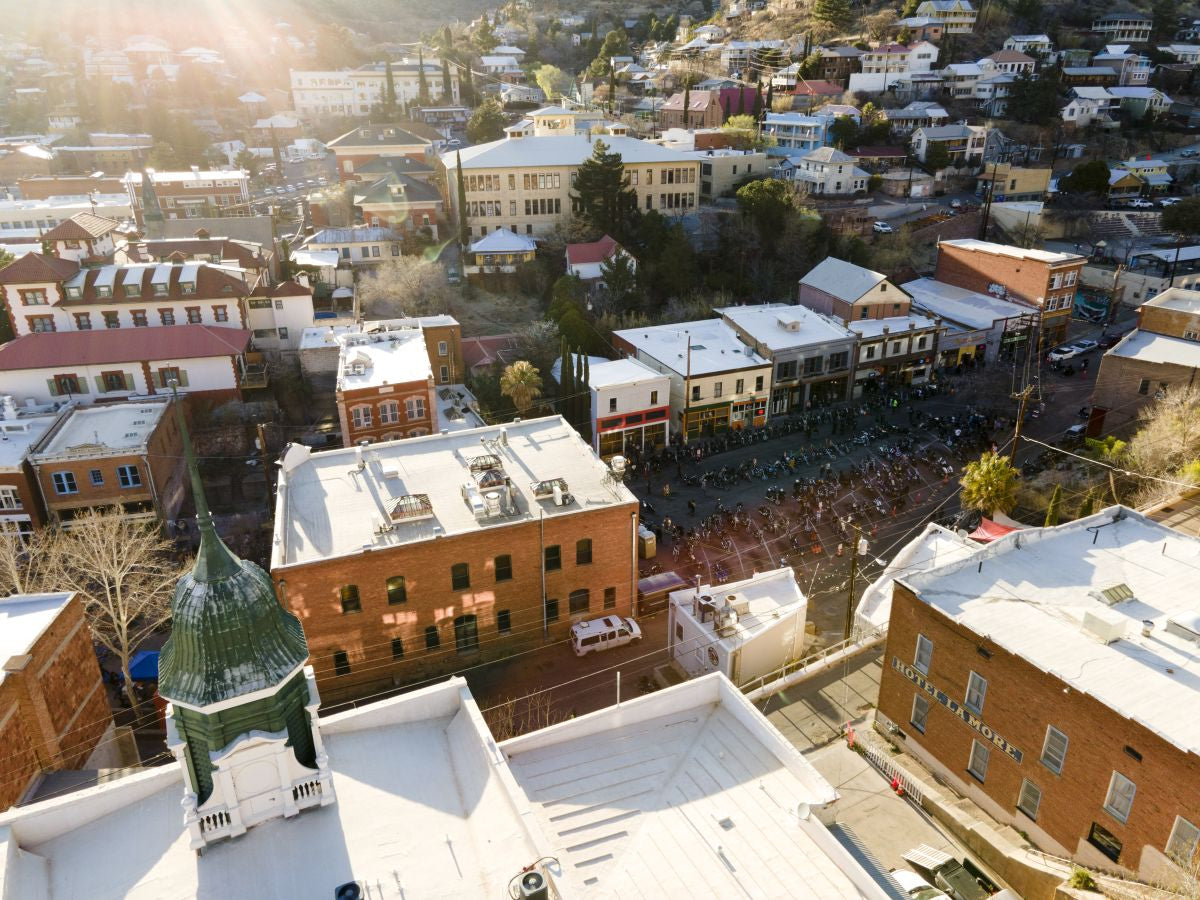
[739,628,886,696]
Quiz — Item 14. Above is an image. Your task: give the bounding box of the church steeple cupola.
[159,387,334,849]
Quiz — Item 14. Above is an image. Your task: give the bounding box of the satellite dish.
[334,883,362,900]
[796,802,811,821]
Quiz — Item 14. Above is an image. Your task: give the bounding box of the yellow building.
[975,164,1051,202]
[443,107,701,239]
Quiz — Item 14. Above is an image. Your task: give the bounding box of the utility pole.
[1010,385,1034,463]
[256,422,273,519]
[844,524,864,641]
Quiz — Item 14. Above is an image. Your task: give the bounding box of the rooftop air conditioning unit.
[1082,607,1126,645]
[1165,612,1200,644]
[518,869,549,900]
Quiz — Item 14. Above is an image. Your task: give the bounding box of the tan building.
[1091,288,1200,435]
[692,149,767,199]
[658,90,724,129]
[0,592,115,810]
[444,109,700,239]
[975,164,1051,202]
[934,239,1086,346]
[269,417,639,703]
[27,400,186,528]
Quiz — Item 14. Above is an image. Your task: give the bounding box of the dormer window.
[66,287,83,300]
[96,286,111,298]
[181,282,195,295]
[126,283,141,297]
[153,283,168,296]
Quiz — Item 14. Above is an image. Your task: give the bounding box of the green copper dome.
[158,394,309,709]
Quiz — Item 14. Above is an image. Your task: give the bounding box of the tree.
[897,25,913,43]
[474,16,498,53]
[1007,69,1062,124]
[455,151,469,247]
[599,248,638,311]
[1127,383,1200,477]
[268,126,284,174]
[234,148,261,177]
[1077,486,1099,518]
[1063,159,1112,195]
[0,249,13,271]
[417,49,430,106]
[864,9,899,41]
[0,509,189,710]
[535,64,573,101]
[587,29,631,78]
[1070,160,1113,198]
[829,115,860,149]
[682,85,691,128]
[812,0,854,33]
[385,61,398,115]
[441,57,453,103]
[1044,483,1063,526]
[1162,197,1200,238]
[461,61,477,106]
[960,451,1020,515]
[722,114,775,150]
[572,139,639,241]
[736,178,794,247]
[558,338,575,423]
[923,141,951,173]
[148,141,180,169]
[901,0,921,16]
[500,361,543,414]
[467,98,507,144]
[355,256,456,318]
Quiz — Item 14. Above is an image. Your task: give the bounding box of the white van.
[571,616,642,657]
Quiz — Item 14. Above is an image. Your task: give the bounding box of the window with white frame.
[910,693,930,733]
[117,465,142,488]
[914,634,933,674]
[0,487,20,509]
[967,739,989,782]
[52,472,78,495]
[964,671,987,714]
[1167,816,1200,867]
[1041,726,1069,773]
[351,406,372,428]
[406,397,426,419]
[1017,779,1042,820]
[1104,772,1136,823]
[379,401,399,425]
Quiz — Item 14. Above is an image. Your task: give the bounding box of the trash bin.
[638,525,656,559]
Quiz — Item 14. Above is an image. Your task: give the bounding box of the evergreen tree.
[1044,484,1063,527]
[682,85,691,127]
[442,25,453,49]
[722,93,732,122]
[573,352,585,428]
[462,63,476,106]
[1078,486,1098,518]
[384,61,397,116]
[765,80,774,113]
[559,338,574,422]
[441,57,453,103]
[279,238,292,280]
[455,151,469,247]
[270,126,283,172]
[735,87,745,116]
[579,353,592,442]
[609,68,617,108]
[571,140,639,242]
[812,0,854,32]
[417,49,430,106]
[753,86,763,120]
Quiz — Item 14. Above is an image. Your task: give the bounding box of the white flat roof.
[273,416,637,568]
[848,312,940,339]
[668,567,807,647]
[501,673,885,898]
[336,328,431,391]
[444,133,700,169]
[900,507,1200,754]
[613,319,770,377]
[584,356,670,389]
[939,238,1085,265]
[0,673,887,899]
[903,277,1032,330]
[434,384,487,433]
[0,593,72,683]
[1140,286,1200,313]
[718,304,855,351]
[34,402,168,459]
[1108,328,1200,368]
[0,410,61,470]
[856,524,978,631]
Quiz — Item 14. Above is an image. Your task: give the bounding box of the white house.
[0,325,256,405]
[762,112,838,153]
[667,568,809,688]
[40,213,122,262]
[565,234,635,283]
[1061,87,1117,126]
[849,41,939,93]
[1159,43,1200,64]
[303,227,403,265]
[910,123,988,167]
[246,280,315,352]
[1004,34,1053,56]
[915,0,976,33]
[776,147,869,195]
[554,355,670,459]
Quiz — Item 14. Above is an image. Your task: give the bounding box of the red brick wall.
[0,595,113,809]
[879,583,1200,873]
[0,468,46,528]
[337,380,437,446]
[275,503,639,704]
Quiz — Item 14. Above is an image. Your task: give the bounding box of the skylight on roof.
[1098,583,1134,606]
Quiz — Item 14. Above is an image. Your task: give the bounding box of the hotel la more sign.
[892,657,1024,763]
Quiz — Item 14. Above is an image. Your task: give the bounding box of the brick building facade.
[934,239,1085,347]
[270,418,639,705]
[0,592,114,809]
[876,510,1200,886]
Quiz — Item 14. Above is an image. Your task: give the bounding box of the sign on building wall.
[892,656,1023,762]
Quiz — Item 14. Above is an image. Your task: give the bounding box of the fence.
[739,628,886,697]
[858,740,925,808]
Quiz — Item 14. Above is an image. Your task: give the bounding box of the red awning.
[968,518,1019,543]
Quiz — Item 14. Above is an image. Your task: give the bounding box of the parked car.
[1181,148,1198,158]
[1160,197,1182,206]
[873,221,894,234]
[1100,332,1123,349]
[570,616,641,656]
[1129,198,1154,209]
[285,183,296,192]
[1073,338,1098,352]
[891,870,950,900]
[1048,344,1082,362]
[446,138,462,147]
[949,198,963,209]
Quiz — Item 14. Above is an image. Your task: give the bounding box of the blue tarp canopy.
[128,650,159,681]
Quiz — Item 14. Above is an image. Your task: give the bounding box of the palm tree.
[500,361,543,415]
[960,451,1019,516]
